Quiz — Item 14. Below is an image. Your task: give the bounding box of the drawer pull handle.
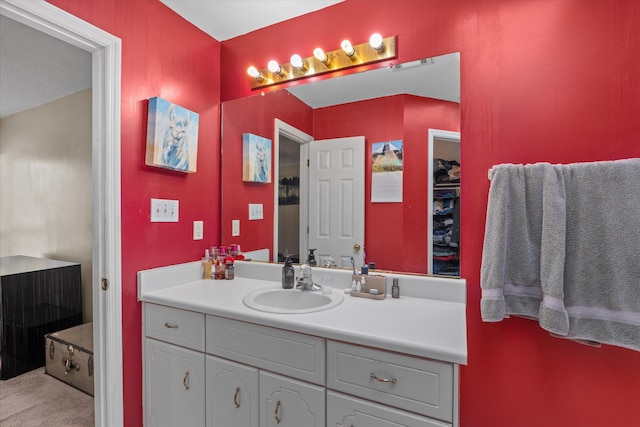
[233,386,240,408]
[164,322,179,329]
[274,400,281,424]
[183,371,190,390]
[370,372,397,384]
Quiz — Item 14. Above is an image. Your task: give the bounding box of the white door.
[308,137,365,268]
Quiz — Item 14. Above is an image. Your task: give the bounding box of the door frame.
[273,119,313,263]
[0,1,123,425]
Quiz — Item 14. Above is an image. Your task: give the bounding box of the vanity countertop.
[139,261,467,365]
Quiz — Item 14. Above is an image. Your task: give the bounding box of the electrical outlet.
[249,203,263,220]
[150,198,179,222]
[232,219,240,236]
[193,221,203,240]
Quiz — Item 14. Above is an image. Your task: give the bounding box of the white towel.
[481,158,640,351]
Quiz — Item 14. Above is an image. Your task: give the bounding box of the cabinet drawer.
[206,315,325,385]
[327,340,453,422]
[144,303,205,352]
[327,391,451,427]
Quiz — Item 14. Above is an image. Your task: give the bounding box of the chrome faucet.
[296,264,321,291]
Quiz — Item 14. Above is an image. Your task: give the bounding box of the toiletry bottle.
[392,278,400,298]
[356,279,362,293]
[215,246,227,279]
[202,249,212,280]
[360,276,366,292]
[235,245,245,260]
[225,260,234,280]
[282,255,295,289]
[351,279,357,292]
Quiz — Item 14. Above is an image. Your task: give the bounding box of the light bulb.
[341,39,355,57]
[369,33,384,51]
[247,66,260,78]
[268,60,281,74]
[313,47,329,64]
[290,54,307,71]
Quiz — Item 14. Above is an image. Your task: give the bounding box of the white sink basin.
[243,286,344,314]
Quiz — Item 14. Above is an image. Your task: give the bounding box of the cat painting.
[146,97,199,173]
[242,133,272,183]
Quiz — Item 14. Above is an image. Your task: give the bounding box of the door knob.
[353,243,361,252]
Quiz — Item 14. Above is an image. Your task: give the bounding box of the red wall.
[46,1,220,426]
[222,1,640,426]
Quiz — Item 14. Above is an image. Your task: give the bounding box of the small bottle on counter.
[225,260,235,280]
[202,249,212,280]
[392,278,400,298]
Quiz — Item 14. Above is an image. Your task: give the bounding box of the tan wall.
[0,89,93,322]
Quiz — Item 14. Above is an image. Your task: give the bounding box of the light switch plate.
[249,204,263,220]
[151,198,179,222]
[232,219,240,236]
[193,221,203,240]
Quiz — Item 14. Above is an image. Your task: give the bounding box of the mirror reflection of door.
[308,136,365,268]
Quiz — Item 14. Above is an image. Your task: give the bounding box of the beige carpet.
[0,367,94,426]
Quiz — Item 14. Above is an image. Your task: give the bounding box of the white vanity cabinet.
[141,286,462,427]
[143,304,206,427]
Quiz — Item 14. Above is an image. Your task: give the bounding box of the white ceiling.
[0,15,91,119]
[159,0,344,41]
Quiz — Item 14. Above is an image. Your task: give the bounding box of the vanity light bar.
[248,35,397,89]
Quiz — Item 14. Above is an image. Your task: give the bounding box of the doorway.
[0,1,123,425]
[273,119,312,264]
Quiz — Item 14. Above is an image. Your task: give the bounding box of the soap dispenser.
[307,248,317,266]
[282,255,295,289]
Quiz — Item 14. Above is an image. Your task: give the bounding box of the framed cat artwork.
[146,97,199,173]
[242,133,272,183]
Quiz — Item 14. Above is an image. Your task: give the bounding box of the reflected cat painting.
[242,133,272,183]
[146,97,199,173]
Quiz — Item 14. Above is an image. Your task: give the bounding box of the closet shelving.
[432,183,460,276]
[428,129,461,277]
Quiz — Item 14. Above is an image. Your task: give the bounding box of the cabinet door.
[327,391,452,427]
[259,371,325,427]
[206,355,259,427]
[145,338,205,427]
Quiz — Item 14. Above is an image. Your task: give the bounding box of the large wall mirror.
[221,52,460,276]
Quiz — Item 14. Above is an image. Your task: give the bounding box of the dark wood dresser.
[0,256,83,380]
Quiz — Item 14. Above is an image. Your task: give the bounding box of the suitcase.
[45,322,94,396]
